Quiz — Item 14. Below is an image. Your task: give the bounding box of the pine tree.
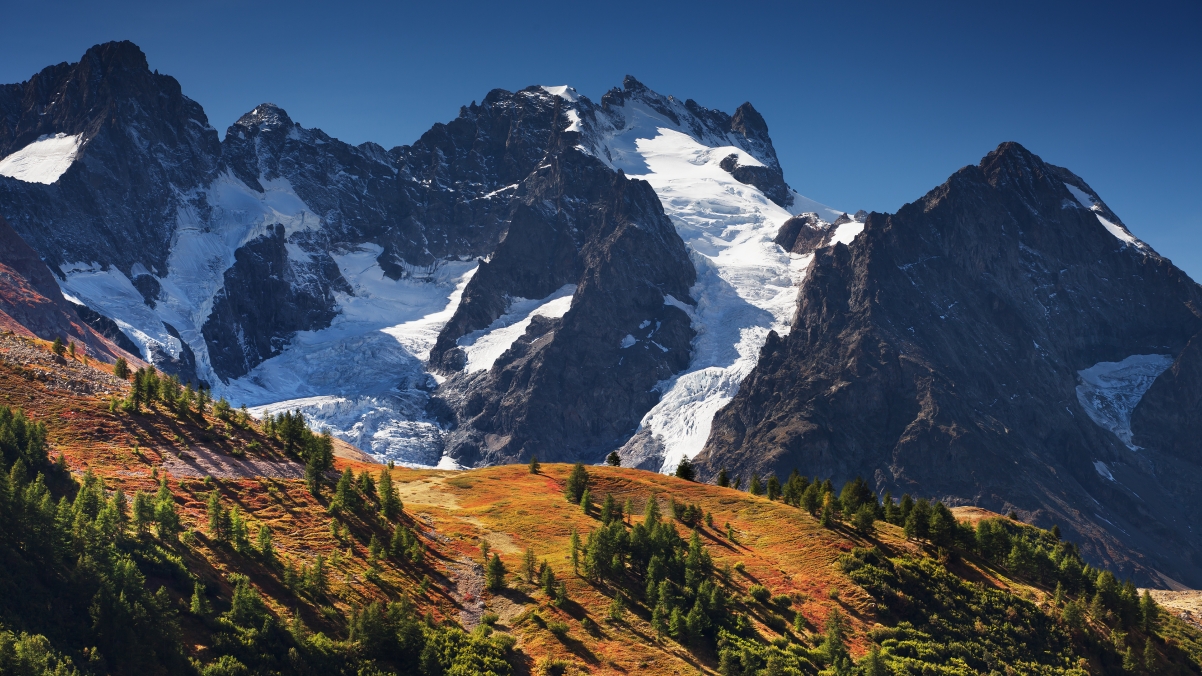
[606,451,621,466]
[853,504,875,534]
[357,470,377,502]
[600,493,617,524]
[820,499,835,528]
[257,524,275,562]
[1141,590,1159,631]
[529,455,540,474]
[332,468,357,512]
[716,468,729,487]
[207,491,229,542]
[564,463,589,503]
[749,474,763,496]
[51,337,65,358]
[524,546,537,582]
[113,356,129,380]
[674,456,696,482]
[623,498,634,524]
[67,341,75,359]
[131,489,153,534]
[485,553,506,591]
[766,474,781,500]
[861,644,886,676]
[190,581,211,617]
[154,479,181,540]
[378,467,400,520]
[229,506,250,553]
[1144,637,1157,672]
[579,488,592,514]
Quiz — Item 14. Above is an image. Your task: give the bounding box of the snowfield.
[458,284,576,373]
[0,133,83,184]
[573,93,841,473]
[1076,353,1174,450]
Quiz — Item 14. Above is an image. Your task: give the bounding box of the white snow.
[621,334,637,349]
[540,85,580,102]
[563,109,582,133]
[1076,353,1174,450]
[1093,460,1115,481]
[0,133,83,184]
[457,284,576,372]
[830,220,865,246]
[57,261,183,361]
[1064,182,1143,248]
[576,94,840,472]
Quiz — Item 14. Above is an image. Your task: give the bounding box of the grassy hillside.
[1,332,1201,675]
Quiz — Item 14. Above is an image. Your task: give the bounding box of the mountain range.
[1,41,1199,588]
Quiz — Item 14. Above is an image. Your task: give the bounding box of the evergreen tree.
[820,499,835,528]
[905,498,932,542]
[623,498,634,525]
[801,482,822,515]
[716,468,729,487]
[928,502,957,549]
[51,337,65,358]
[765,474,781,500]
[207,491,229,542]
[600,493,617,524]
[1144,637,1157,672]
[749,474,763,496]
[861,644,886,676]
[853,504,875,535]
[485,553,506,591]
[154,479,181,540]
[131,489,153,534]
[731,474,743,491]
[1062,600,1084,630]
[190,581,211,617]
[606,451,621,466]
[1141,590,1159,631]
[332,468,358,512]
[674,457,696,482]
[524,546,537,583]
[229,506,250,553]
[564,463,589,503]
[257,524,275,563]
[378,467,400,520]
[113,356,129,380]
[579,487,592,514]
[529,455,540,474]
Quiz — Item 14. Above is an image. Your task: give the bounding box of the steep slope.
[0,213,142,364]
[1,43,839,469]
[3,340,1200,675]
[697,142,1202,587]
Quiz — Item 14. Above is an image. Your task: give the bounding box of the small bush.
[547,620,570,638]
[538,657,571,675]
[748,584,771,603]
[772,593,793,609]
[733,561,746,574]
[481,612,499,626]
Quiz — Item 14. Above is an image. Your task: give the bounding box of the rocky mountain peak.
[233,103,295,133]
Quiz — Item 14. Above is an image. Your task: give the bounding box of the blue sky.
[3,0,1199,276]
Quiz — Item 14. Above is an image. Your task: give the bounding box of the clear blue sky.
[3,0,1200,277]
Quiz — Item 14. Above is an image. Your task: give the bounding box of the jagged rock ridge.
[696,142,1202,587]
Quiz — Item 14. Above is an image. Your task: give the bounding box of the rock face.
[0,214,141,365]
[697,142,1202,587]
[429,146,696,465]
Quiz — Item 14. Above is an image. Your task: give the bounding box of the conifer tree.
[716,468,729,487]
[207,491,229,542]
[113,356,129,380]
[132,489,153,534]
[378,466,400,520]
[51,337,65,358]
[357,470,376,502]
[529,455,540,474]
[67,341,75,359]
[623,497,634,524]
[674,456,696,482]
[749,474,763,496]
[853,504,875,534]
[564,463,589,503]
[524,546,537,583]
[485,553,506,591]
[257,524,275,563]
[766,474,781,500]
[229,506,250,553]
[731,474,742,491]
[606,451,621,466]
[1141,590,1159,631]
[580,487,591,514]
[600,493,617,524]
[154,479,181,540]
[190,581,211,617]
[569,528,581,574]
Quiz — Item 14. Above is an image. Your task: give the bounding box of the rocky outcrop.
[430,148,696,465]
[697,142,1202,587]
[0,214,141,365]
[202,224,348,379]
[0,41,220,275]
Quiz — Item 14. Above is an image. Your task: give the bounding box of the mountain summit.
[697,141,1202,586]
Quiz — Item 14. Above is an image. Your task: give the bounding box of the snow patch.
[458,284,576,372]
[577,94,839,472]
[621,334,637,349]
[540,85,580,102]
[1076,354,1173,450]
[830,220,865,247]
[1094,461,1115,481]
[1064,181,1144,248]
[0,133,83,184]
